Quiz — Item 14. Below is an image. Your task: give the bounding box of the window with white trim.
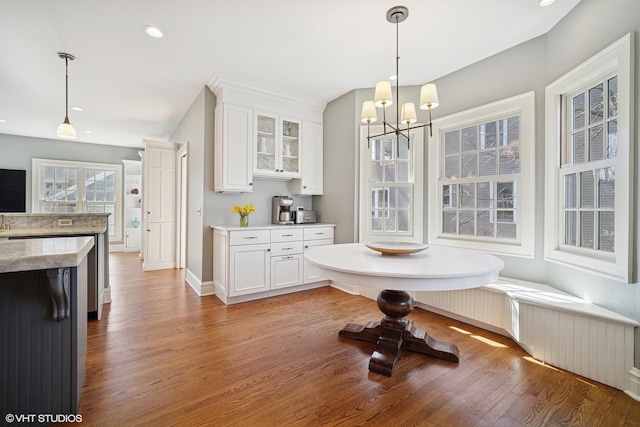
[544,34,633,283]
[359,126,423,243]
[32,158,122,240]
[429,92,535,257]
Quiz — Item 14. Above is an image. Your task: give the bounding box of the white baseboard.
[142,261,175,271]
[102,287,112,304]
[214,281,328,305]
[329,281,360,295]
[110,244,124,252]
[185,269,215,296]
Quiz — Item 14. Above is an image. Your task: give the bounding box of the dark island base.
[0,264,87,425]
[339,289,459,376]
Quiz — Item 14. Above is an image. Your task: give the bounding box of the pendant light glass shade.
[57,118,76,139]
[361,101,378,123]
[374,81,393,108]
[57,52,76,139]
[419,83,439,110]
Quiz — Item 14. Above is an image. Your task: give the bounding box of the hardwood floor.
[65,252,640,426]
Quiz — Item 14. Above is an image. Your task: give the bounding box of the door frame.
[176,143,188,269]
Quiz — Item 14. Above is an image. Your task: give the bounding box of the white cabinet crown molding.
[209,75,324,123]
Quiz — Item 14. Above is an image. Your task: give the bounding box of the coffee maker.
[272,196,295,225]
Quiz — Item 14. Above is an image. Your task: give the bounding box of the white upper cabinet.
[214,103,254,193]
[254,112,301,179]
[210,78,324,194]
[290,121,323,196]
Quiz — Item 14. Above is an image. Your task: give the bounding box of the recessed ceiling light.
[143,26,164,38]
[70,106,84,111]
[540,0,556,6]
[389,75,398,81]
[0,119,6,123]
[83,130,93,134]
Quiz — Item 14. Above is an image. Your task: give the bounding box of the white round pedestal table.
[304,243,505,376]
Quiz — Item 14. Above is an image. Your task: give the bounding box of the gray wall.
[169,87,207,280]
[322,0,640,365]
[169,86,312,283]
[313,91,358,244]
[0,133,141,222]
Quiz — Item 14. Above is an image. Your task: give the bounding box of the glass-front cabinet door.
[281,118,300,176]
[255,113,277,176]
[254,112,301,178]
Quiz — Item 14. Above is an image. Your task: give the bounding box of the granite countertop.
[0,236,95,273]
[0,227,107,238]
[211,223,336,231]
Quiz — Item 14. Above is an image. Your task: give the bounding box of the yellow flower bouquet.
[232,203,256,227]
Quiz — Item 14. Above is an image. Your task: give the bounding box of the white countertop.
[211,223,335,231]
[304,243,504,292]
[0,236,95,273]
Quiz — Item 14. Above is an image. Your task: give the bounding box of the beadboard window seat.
[331,278,638,397]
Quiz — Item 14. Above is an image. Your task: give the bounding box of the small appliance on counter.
[295,209,317,224]
[272,196,295,225]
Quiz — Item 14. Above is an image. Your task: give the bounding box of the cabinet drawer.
[304,238,333,249]
[271,228,303,243]
[229,229,270,246]
[271,240,303,256]
[303,227,334,241]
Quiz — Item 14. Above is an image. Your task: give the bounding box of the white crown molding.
[208,75,325,116]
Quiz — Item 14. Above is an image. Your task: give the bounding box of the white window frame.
[359,125,424,243]
[544,33,634,283]
[428,92,536,257]
[32,158,123,242]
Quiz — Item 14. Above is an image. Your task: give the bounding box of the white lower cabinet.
[270,228,304,289]
[124,228,141,252]
[145,222,175,269]
[271,254,303,289]
[212,224,335,303]
[230,243,270,296]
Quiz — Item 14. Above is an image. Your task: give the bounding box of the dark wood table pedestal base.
[339,289,460,376]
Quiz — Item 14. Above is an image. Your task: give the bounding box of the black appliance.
[0,168,26,212]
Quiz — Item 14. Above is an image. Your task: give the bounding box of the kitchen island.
[0,213,110,319]
[0,236,94,423]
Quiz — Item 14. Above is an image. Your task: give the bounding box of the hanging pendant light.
[361,6,441,152]
[56,52,76,139]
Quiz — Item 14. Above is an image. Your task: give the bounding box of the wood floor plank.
[59,252,640,426]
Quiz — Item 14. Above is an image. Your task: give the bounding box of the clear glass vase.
[239,214,249,227]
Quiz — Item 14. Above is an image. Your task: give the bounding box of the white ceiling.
[0,0,581,149]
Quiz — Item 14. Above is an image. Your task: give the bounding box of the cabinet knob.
[249,182,253,186]
[267,248,271,252]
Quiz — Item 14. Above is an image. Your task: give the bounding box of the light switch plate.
[58,218,73,226]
